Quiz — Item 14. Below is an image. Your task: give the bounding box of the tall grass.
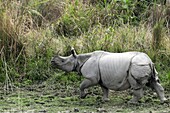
[0,0,170,87]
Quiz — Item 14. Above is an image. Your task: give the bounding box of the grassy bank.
[1,0,170,85]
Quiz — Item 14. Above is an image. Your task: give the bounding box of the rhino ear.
[71,47,77,58]
[56,50,60,56]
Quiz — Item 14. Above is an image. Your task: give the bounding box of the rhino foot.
[160,97,168,104]
[80,93,87,99]
[80,92,91,99]
[102,97,110,102]
[127,100,139,105]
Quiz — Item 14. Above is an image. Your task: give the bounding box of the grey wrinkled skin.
[51,48,167,104]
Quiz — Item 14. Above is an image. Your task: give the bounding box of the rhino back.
[131,53,152,64]
[99,52,137,90]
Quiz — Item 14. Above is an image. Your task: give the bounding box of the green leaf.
[122,4,128,9]
[167,72,170,81]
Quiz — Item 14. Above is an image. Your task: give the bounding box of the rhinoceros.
[51,48,167,104]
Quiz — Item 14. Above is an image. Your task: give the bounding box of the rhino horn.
[71,47,77,58]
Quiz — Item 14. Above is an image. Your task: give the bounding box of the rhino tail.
[150,63,160,83]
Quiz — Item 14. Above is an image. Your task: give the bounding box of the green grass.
[0,0,170,112]
[0,0,170,83]
[0,82,169,113]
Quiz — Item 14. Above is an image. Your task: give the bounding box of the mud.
[0,82,170,113]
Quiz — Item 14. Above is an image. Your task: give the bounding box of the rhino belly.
[99,55,131,90]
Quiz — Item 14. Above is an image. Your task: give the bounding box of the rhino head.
[51,48,77,72]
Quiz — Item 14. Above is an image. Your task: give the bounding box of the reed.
[0,0,169,85]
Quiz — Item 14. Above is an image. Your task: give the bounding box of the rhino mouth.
[51,61,58,68]
[51,61,65,70]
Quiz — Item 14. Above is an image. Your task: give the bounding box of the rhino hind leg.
[148,79,167,103]
[80,78,98,99]
[127,74,146,103]
[127,64,152,103]
[100,85,110,101]
[128,88,144,104]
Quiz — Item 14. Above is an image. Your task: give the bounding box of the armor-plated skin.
[51,48,167,104]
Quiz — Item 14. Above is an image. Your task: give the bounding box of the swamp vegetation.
[0,0,170,112]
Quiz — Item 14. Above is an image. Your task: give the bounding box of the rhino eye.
[61,60,64,62]
[157,79,160,83]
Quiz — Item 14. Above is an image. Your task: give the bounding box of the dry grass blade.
[3,55,14,94]
[152,21,163,50]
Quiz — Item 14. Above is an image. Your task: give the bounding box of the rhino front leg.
[149,80,167,103]
[80,78,98,99]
